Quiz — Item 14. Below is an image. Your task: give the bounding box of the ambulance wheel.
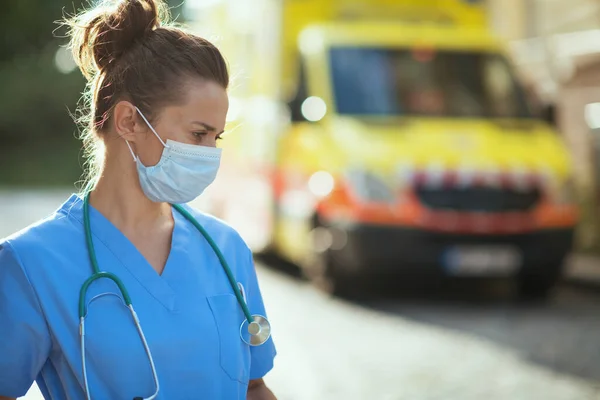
[307,252,354,297]
[305,251,344,296]
[517,266,561,301]
[304,223,358,297]
[305,248,353,297]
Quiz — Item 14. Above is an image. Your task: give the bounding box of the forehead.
[163,79,228,129]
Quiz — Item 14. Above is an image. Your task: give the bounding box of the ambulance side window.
[288,61,308,122]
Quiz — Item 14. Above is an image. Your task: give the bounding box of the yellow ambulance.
[190,0,578,298]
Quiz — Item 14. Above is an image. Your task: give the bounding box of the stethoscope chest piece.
[240,315,271,346]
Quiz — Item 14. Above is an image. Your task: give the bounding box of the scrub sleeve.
[0,241,51,398]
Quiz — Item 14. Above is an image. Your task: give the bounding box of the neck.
[88,145,172,231]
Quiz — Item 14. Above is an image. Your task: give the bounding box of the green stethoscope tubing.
[78,192,254,324]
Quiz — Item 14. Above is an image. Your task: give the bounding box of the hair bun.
[68,0,168,80]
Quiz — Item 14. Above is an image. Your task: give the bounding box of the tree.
[0,0,187,186]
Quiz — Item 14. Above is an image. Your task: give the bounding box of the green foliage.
[0,0,74,63]
[0,0,86,186]
[0,0,186,186]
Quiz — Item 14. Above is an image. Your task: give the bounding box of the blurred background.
[2,0,600,399]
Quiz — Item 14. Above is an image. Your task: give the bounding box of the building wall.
[534,0,600,36]
[489,0,600,40]
[488,0,529,40]
[488,0,600,190]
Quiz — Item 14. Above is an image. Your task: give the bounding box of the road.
[2,189,600,400]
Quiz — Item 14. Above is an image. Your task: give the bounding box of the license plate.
[443,246,521,276]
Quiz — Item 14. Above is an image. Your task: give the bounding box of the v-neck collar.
[60,194,184,312]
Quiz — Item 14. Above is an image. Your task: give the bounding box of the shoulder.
[1,195,84,266]
[0,200,82,305]
[178,204,252,256]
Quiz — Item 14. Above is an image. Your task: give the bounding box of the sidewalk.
[564,254,600,289]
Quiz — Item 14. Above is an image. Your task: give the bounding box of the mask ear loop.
[124,107,169,162]
[125,141,138,162]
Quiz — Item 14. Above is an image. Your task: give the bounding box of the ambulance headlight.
[308,171,335,198]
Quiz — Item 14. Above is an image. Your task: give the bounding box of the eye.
[192,131,207,138]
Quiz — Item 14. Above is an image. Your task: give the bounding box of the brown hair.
[64,0,229,190]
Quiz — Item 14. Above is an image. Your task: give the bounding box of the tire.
[303,225,356,297]
[517,265,562,301]
[304,248,346,296]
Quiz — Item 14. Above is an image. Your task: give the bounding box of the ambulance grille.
[415,187,542,213]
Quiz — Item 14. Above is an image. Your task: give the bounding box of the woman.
[0,0,277,399]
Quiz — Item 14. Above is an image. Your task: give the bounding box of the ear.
[112,101,147,142]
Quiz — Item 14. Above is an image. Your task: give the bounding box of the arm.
[247,379,277,400]
[0,242,51,398]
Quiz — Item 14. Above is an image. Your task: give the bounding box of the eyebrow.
[191,121,225,134]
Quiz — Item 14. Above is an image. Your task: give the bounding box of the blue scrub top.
[0,194,277,399]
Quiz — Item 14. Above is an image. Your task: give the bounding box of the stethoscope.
[79,192,271,400]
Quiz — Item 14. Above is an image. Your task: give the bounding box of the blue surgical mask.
[124,107,222,204]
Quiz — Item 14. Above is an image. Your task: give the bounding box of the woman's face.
[117,78,229,167]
